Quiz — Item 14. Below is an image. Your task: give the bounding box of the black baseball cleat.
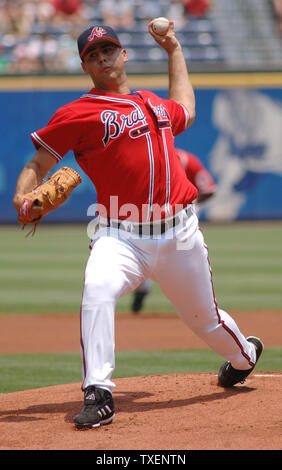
[131,291,148,313]
[74,385,115,429]
[218,336,264,388]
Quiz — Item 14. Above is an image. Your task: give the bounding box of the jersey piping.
[31,131,62,161]
[161,128,171,215]
[180,104,190,128]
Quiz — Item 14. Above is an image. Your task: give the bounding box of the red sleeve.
[30,104,83,161]
[162,99,190,136]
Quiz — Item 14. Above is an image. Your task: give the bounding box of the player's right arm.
[148,20,195,127]
[13,147,57,210]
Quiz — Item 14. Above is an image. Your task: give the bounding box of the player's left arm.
[13,147,57,210]
[148,20,195,127]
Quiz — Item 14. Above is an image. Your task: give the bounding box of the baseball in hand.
[152,17,170,36]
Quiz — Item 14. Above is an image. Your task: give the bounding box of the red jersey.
[31,88,198,222]
[176,148,216,197]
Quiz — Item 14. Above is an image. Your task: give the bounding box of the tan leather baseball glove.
[18,166,82,235]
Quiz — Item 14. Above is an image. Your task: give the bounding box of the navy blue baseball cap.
[77,25,122,59]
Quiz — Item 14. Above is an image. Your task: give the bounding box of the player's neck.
[95,85,131,95]
[93,75,130,95]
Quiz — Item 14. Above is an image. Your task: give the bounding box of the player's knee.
[83,274,122,303]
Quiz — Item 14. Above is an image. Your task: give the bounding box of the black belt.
[105,206,192,236]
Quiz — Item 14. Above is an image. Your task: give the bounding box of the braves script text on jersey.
[31,89,197,222]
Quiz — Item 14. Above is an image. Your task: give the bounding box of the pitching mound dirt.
[1,372,282,450]
[1,312,281,451]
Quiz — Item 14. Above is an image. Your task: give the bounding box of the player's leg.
[153,226,259,373]
[74,233,148,429]
[80,234,147,392]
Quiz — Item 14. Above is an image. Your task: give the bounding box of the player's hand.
[148,20,180,54]
[18,197,43,225]
[13,194,23,211]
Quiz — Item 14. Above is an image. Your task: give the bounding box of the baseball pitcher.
[13,20,263,430]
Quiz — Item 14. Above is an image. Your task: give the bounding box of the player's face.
[81,42,128,86]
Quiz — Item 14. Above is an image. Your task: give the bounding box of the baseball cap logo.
[88,26,106,42]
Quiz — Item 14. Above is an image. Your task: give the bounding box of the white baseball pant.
[80,206,256,391]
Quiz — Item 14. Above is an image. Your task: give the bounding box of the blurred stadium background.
[0,0,282,393]
[1,0,282,74]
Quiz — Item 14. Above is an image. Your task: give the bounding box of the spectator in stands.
[0,0,36,39]
[50,0,82,15]
[165,0,190,29]
[50,0,86,28]
[9,32,58,73]
[100,0,136,29]
[22,0,57,33]
[1,0,87,74]
[134,0,169,24]
[181,0,213,18]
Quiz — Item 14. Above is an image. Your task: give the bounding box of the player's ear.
[122,48,128,63]
[81,60,88,74]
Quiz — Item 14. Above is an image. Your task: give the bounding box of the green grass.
[0,221,281,394]
[0,348,281,393]
[0,221,282,314]
[199,221,282,312]
[0,225,88,314]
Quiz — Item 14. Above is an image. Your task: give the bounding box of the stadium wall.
[1,72,282,223]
